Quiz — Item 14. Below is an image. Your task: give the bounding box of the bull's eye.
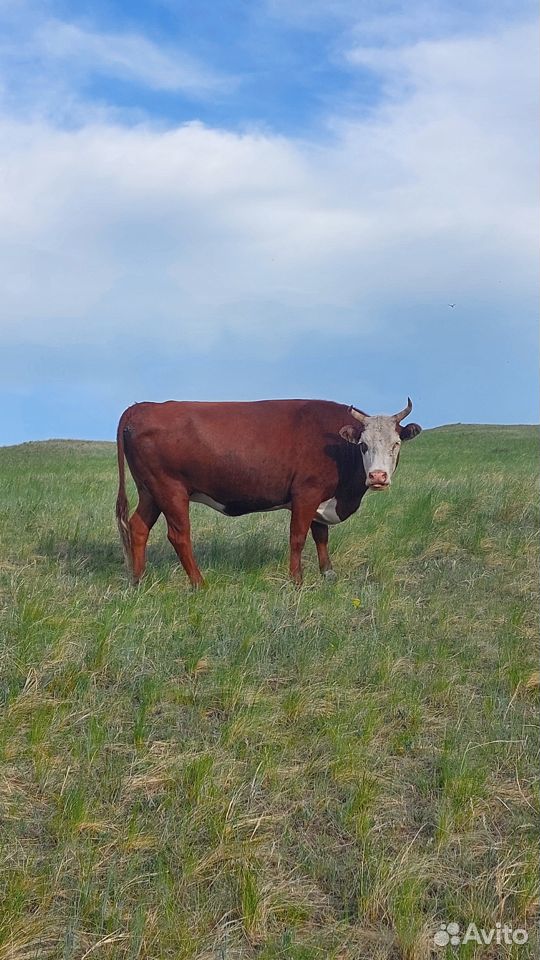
[360,441,368,454]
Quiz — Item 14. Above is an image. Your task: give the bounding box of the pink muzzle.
[368,470,389,488]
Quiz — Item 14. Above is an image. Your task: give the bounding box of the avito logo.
[434,921,528,947]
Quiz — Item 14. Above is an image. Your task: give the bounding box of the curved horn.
[348,404,369,424]
[393,397,413,423]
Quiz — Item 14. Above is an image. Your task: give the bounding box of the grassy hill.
[0,425,538,959]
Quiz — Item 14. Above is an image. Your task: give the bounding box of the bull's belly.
[190,493,228,513]
[190,492,343,525]
[190,493,291,515]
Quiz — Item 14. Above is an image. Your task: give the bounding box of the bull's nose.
[368,470,388,486]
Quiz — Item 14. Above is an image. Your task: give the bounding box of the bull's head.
[339,398,422,490]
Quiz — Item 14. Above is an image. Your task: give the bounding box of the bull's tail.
[116,416,133,580]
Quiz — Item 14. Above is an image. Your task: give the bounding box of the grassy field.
[0,424,538,960]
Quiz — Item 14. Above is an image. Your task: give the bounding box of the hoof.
[322,569,337,582]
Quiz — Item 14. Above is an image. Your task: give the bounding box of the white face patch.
[357,417,401,486]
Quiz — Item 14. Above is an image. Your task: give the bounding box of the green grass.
[0,425,538,959]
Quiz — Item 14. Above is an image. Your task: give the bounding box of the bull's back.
[120,399,346,508]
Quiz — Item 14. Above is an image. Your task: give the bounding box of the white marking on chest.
[315,497,342,525]
[190,493,227,514]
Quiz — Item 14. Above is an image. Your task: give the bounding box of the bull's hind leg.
[163,488,205,588]
[129,491,161,583]
[310,520,336,580]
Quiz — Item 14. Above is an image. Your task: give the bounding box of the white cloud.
[0,11,235,123]
[35,20,234,95]
[266,0,537,37]
[0,20,536,358]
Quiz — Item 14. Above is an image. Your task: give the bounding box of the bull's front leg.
[310,520,336,580]
[289,494,323,585]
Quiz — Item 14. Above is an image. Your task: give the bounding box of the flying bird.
[448,303,456,308]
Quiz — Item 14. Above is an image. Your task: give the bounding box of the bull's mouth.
[367,482,390,491]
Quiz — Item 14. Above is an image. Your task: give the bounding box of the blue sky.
[0,0,538,443]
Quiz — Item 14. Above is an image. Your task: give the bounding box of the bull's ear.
[339,424,363,443]
[399,422,422,441]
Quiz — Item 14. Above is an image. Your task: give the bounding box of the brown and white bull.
[116,398,422,586]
